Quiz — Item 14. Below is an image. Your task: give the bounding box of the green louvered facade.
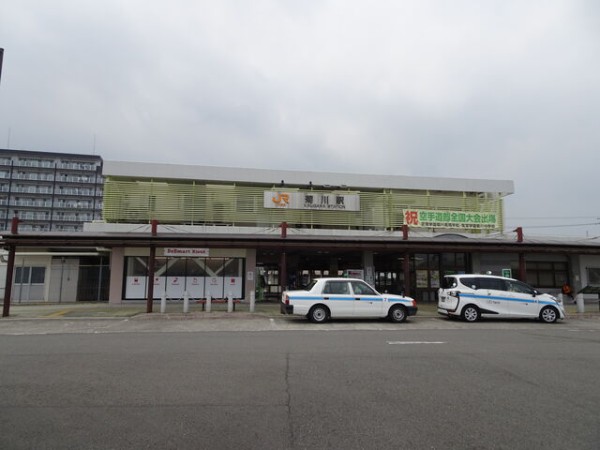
[103,178,504,232]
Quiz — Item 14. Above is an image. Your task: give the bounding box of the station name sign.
[264,191,360,211]
[163,248,210,257]
[404,209,498,230]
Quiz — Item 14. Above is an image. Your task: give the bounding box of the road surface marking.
[387,341,446,345]
[45,310,70,318]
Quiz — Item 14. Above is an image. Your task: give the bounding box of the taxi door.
[477,278,512,316]
[321,280,354,317]
[350,280,383,317]
[505,279,539,318]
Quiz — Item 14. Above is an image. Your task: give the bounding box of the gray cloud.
[1,0,599,236]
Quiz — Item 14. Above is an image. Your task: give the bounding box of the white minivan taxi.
[438,274,565,323]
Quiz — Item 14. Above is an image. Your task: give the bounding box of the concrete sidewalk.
[1,301,281,320]
[1,301,442,320]
[1,300,598,320]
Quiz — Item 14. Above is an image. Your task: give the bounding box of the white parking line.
[387,341,447,345]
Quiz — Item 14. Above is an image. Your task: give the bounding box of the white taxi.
[280,277,418,323]
[438,274,565,323]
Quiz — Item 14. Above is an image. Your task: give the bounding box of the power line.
[505,222,600,229]
[506,216,599,220]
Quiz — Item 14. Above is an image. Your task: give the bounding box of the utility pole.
[0,48,4,85]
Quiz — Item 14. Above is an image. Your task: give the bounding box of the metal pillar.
[518,253,526,282]
[403,252,411,297]
[2,245,15,317]
[0,48,4,85]
[146,220,158,313]
[280,251,287,293]
[146,247,156,313]
[2,217,19,317]
[402,225,409,240]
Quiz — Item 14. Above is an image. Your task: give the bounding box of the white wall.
[578,255,600,299]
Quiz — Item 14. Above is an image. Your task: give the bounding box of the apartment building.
[0,149,103,232]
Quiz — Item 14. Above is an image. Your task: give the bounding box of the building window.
[587,268,600,286]
[441,253,467,275]
[15,266,46,284]
[526,262,568,288]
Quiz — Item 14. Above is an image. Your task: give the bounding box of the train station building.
[2,159,600,307]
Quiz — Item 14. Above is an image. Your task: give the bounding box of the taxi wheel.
[461,305,480,322]
[388,305,407,323]
[308,305,329,323]
[540,306,558,324]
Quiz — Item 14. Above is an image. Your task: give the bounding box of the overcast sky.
[1,1,599,237]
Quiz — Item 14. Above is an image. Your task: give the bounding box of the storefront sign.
[163,248,210,257]
[404,209,498,230]
[346,269,364,279]
[264,191,360,211]
[416,270,429,288]
[430,271,440,288]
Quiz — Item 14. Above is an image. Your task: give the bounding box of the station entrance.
[257,249,470,304]
[373,252,470,303]
[256,250,363,301]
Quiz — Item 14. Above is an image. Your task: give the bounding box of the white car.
[280,277,418,323]
[437,274,565,323]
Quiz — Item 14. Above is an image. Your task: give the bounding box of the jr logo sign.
[272,192,289,207]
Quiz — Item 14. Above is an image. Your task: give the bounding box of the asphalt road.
[0,318,599,449]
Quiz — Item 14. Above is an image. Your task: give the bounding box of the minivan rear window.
[441,276,458,289]
[459,277,480,289]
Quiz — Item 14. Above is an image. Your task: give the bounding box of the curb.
[3,313,597,321]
